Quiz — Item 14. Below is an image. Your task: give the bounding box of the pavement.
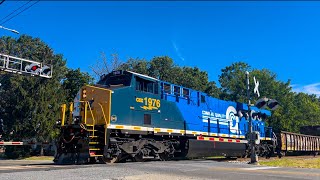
[0,159,319,180]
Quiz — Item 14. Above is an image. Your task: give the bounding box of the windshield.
[97,73,132,88]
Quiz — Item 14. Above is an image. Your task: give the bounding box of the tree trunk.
[40,145,44,156]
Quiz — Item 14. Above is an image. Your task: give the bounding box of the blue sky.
[0,1,320,95]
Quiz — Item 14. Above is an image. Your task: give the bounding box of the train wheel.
[159,152,172,161]
[278,151,285,158]
[102,155,120,163]
[134,151,146,162]
[89,157,97,163]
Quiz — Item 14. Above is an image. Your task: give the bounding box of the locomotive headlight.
[82,89,87,99]
[56,119,62,126]
[73,116,82,124]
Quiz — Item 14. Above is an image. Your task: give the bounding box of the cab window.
[174,86,180,96]
[136,77,158,94]
[163,83,171,94]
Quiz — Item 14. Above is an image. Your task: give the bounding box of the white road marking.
[242,166,279,170]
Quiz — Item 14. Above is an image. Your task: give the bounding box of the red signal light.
[24,63,52,78]
[25,63,40,74]
[31,65,39,71]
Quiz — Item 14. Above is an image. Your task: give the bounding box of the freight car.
[300,126,320,136]
[54,70,276,164]
[277,131,320,157]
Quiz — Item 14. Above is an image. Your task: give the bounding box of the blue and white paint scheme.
[160,81,272,139]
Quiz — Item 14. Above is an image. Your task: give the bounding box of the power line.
[0,0,39,25]
[0,0,5,5]
[0,0,32,24]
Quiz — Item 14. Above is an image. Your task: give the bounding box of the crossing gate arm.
[0,141,50,146]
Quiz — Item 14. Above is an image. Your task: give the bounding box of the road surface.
[0,159,319,180]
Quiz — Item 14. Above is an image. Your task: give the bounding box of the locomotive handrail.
[68,103,74,125]
[60,104,66,126]
[62,135,75,144]
[86,101,96,137]
[84,101,88,124]
[98,103,108,125]
[98,102,108,145]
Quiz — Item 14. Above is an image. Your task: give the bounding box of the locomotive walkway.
[0,159,319,180]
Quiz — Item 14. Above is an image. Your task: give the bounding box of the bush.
[4,146,31,159]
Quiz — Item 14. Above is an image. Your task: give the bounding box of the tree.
[148,56,175,81]
[174,67,209,92]
[219,62,251,102]
[218,61,320,133]
[0,35,95,157]
[62,68,94,102]
[119,58,149,75]
[92,54,221,98]
[205,81,220,98]
[0,35,68,145]
[90,52,123,80]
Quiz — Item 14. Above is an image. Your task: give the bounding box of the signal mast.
[0,53,52,145]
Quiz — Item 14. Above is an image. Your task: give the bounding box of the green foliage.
[0,35,93,148]
[218,62,320,133]
[149,56,175,81]
[119,57,149,75]
[4,146,31,159]
[62,68,94,102]
[219,62,251,102]
[118,56,220,98]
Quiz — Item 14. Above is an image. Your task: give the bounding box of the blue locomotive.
[54,70,275,164]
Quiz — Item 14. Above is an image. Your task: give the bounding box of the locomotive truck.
[54,70,278,164]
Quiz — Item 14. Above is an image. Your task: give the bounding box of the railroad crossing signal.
[253,76,260,97]
[267,99,280,110]
[255,97,280,110]
[25,63,41,74]
[0,53,52,78]
[255,97,269,109]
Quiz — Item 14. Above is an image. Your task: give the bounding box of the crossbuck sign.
[253,76,260,97]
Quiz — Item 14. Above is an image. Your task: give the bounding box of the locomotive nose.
[54,85,112,164]
[79,85,112,125]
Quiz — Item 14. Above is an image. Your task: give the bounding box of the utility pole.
[246,71,258,164]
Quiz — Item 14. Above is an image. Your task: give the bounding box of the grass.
[206,156,226,159]
[259,157,320,169]
[22,156,54,161]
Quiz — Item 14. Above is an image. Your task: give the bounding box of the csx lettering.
[136,98,143,103]
[136,97,161,109]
